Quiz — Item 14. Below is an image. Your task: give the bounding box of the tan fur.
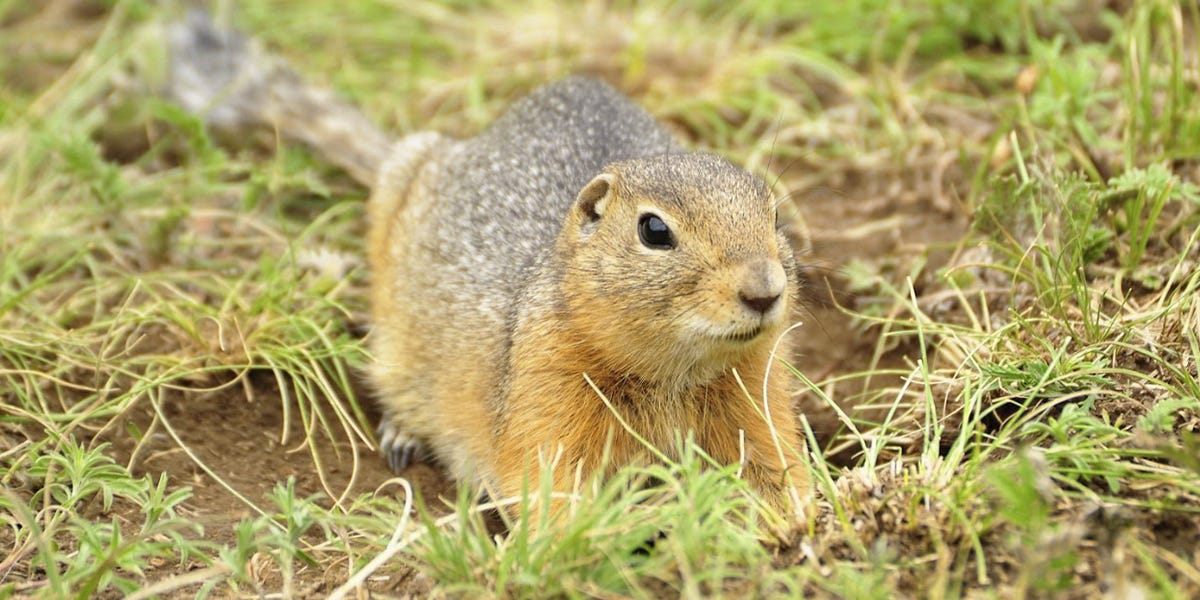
[165,18,811,513]
[368,144,810,512]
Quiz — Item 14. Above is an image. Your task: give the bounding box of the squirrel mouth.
[722,326,763,343]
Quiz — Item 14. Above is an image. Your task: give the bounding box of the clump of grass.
[801,5,1200,588]
[0,3,380,596]
[406,437,795,598]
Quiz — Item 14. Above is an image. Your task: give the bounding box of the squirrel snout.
[739,290,781,314]
[737,260,787,316]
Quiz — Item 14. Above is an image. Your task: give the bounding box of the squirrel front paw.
[377,420,427,472]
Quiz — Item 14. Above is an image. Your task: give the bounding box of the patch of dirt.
[92,372,453,597]
[787,164,971,451]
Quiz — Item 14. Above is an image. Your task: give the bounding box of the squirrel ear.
[574,173,616,226]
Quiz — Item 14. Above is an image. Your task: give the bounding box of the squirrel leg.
[490,416,621,524]
[696,371,810,511]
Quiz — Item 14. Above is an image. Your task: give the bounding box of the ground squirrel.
[169,12,810,512]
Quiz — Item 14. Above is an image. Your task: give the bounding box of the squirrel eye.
[638,214,674,249]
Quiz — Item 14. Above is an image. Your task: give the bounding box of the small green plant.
[1,439,203,598]
[1104,163,1199,277]
[209,479,325,597]
[1137,396,1200,434]
[987,447,1079,595]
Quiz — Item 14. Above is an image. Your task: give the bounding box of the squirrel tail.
[166,10,394,187]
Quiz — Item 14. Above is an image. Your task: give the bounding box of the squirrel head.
[557,153,798,388]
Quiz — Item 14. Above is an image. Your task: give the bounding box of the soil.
[788,166,971,444]
[83,374,445,597]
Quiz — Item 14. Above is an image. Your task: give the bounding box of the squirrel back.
[421,77,680,301]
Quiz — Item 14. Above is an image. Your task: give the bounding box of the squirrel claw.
[378,422,425,472]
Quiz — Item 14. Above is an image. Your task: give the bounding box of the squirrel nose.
[739,291,781,314]
[738,259,787,315]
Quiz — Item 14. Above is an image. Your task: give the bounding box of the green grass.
[3,0,1200,597]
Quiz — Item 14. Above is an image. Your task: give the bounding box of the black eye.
[638,213,674,249]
